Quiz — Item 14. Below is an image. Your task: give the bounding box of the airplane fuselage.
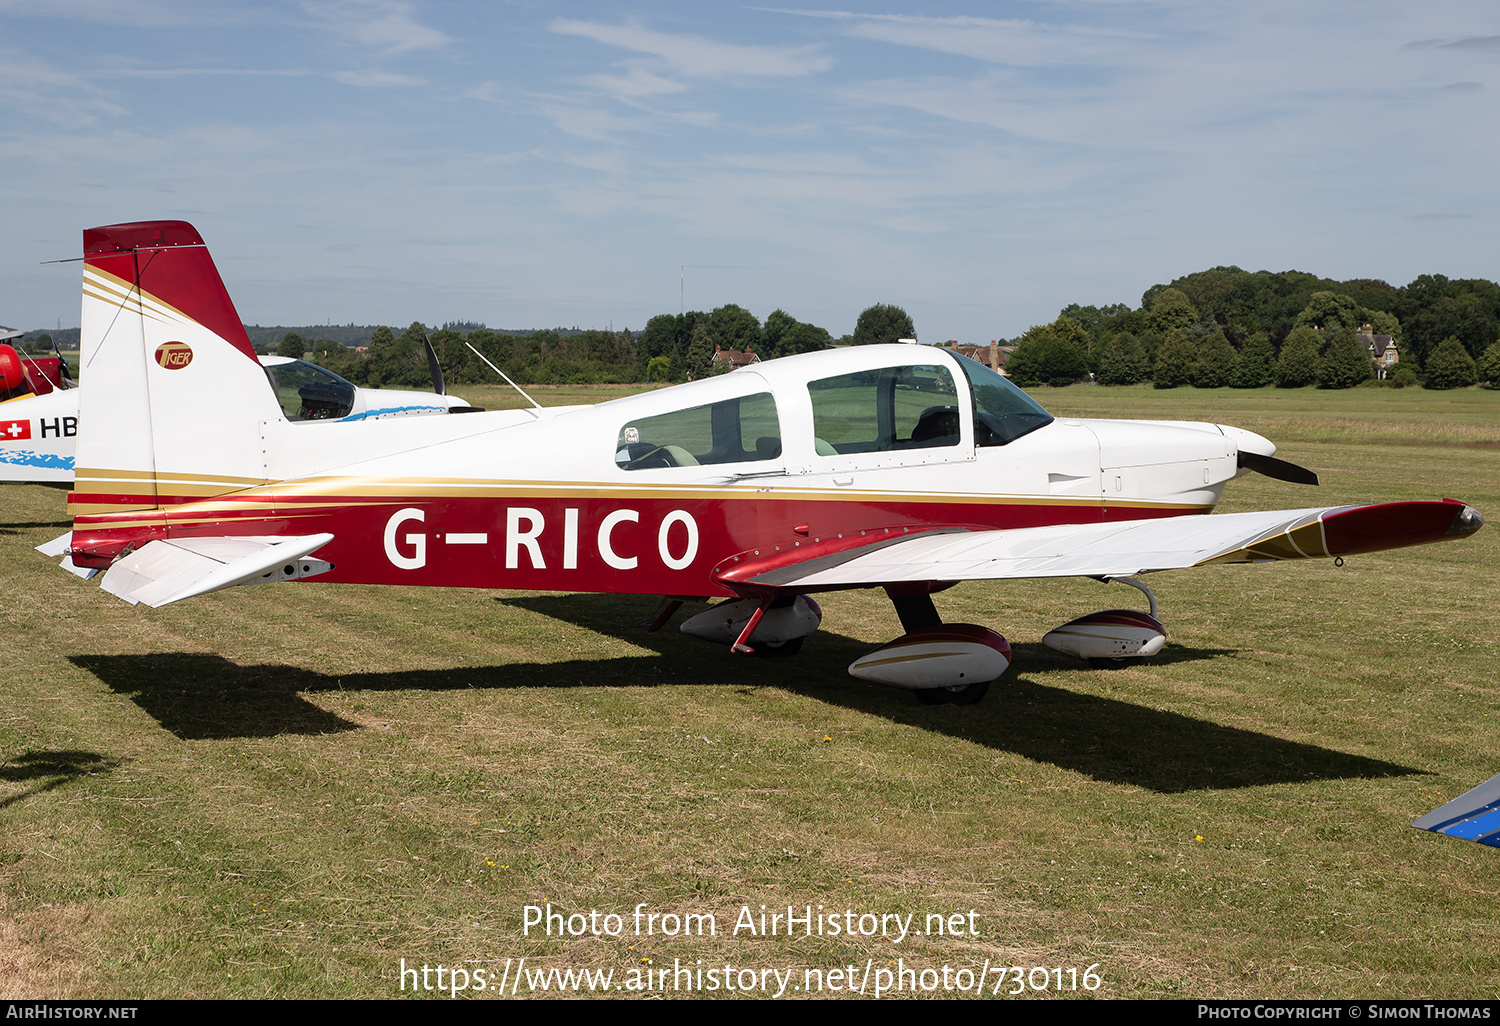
[68,345,1254,597]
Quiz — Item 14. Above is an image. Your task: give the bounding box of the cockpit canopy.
[612,347,1054,472]
[261,358,357,421]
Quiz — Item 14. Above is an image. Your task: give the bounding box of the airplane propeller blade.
[1238,451,1319,486]
[422,334,446,396]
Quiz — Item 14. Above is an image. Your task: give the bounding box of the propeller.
[421,333,446,396]
[1238,451,1319,486]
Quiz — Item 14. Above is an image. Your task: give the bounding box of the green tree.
[1368,310,1402,343]
[1095,332,1148,385]
[1192,330,1240,388]
[780,320,832,356]
[1318,326,1375,389]
[851,304,916,346]
[1294,291,1363,335]
[646,355,671,382]
[1424,335,1477,390]
[1477,342,1500,387]
[1276,325,1321,387]
[1232,332,1276,388]
[1153,330,1198,388]
[1004,319,1089,387]
[312,341,358,378]
[762,309,796,358]
[708,304,761,354]
[276,332,306,360]
[368,325,395,348]
[685,324,713,380]
[1147,288,1199,337]
[1049,316,1094,365]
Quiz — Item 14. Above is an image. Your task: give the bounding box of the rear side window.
[617,392,781,470]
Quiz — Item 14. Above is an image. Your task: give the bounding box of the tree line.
[1003,268,1500,390]
[253,263,1500,392]
[263,304,918,390]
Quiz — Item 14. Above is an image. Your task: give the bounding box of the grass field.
[2,382,1497,1000]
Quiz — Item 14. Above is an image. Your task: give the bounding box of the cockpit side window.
[808,364,960,455]
[616,392,781,470]
[263,360,356,421]
[953,355,1054,446]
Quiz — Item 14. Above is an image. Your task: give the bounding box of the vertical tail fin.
[72,221,280,519]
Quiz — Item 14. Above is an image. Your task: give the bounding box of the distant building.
[712,346,760,370]
[948,341,1011,374]
[1357,324,1399,379]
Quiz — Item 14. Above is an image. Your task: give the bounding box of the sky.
[3,1,1497,343]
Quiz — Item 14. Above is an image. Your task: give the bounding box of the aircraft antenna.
[464,341,543,411]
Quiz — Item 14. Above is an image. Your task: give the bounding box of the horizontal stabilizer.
[1412,773,1500,849]
[99,534,334,607]
[35,532,71,557]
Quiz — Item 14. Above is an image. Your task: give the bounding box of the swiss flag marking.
[2,420,30,440]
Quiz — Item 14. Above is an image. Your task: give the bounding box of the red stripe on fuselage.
[67,491,1209,593]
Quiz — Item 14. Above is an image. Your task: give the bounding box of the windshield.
[949,353,1053,446]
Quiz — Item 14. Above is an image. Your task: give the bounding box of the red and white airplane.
[1,344,472,485]
[39,221,1484,705]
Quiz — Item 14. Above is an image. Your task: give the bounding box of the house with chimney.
[1357,324,1399,379]
[711,345,760,371]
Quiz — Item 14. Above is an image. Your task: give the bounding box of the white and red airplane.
[1,345,472,484]
[39,220,1484,705]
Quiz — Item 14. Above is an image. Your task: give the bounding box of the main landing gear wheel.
[915,680,990,706]
[747,636,805,658]
[1087,656,1143,670]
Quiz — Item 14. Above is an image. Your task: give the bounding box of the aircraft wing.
[1412,772,1500,849]
[96,534,335,607]
[716,500,1482,590]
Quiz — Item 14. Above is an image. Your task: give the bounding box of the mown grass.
[1,383,1497,999]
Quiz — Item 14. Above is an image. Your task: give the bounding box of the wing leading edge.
[714,500,1483,591]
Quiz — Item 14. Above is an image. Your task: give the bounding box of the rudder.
[72,221,281,522]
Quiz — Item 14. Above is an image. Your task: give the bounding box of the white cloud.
[469,81,647,143]
[770,9,1148,67]
[97,66,313,79]
[0,0,250,28]
[550,20,832,80]
[585,67,685,99]
[303,0,451,54]
[331,69,425,87]
[0,54,127,126]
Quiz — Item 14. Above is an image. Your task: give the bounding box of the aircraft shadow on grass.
[0,750,121,810]
[71,592,1416,794]
[0,519,72,536]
